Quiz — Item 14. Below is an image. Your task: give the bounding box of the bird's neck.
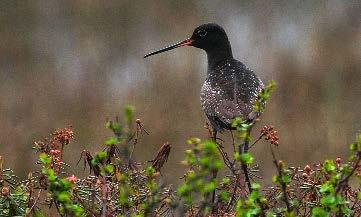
[206,44,233,72]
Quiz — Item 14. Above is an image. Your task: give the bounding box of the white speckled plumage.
[200,59,263,131]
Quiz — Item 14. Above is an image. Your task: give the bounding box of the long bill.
[144,38,193,58]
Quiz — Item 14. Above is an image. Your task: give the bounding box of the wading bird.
[144,23,264,141]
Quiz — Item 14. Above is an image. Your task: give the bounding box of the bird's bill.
[144,38,193,58]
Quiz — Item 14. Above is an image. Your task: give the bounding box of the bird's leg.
[212,130,217,143]
[211,129,218,207]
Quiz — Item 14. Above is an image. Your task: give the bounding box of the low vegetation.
[0,82,360,216]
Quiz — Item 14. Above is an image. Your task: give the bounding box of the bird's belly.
[200,81,251,126]
[200,81,221,116]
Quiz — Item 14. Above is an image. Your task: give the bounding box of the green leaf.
[219,190,230,202]
[222,177,231,185]
[92,151,107,166]
[212,159,223,171]
[105,137,118,146]
[281,174,291,185]
[186,170,196,180]
[177,183,190,196]
[97,151,107,159]
[285,211,296,217]
[119,188,132,207]
[240,153,254,165]
[272,175,279,184]
[68,204,84,216]
[59,179,71,190]
[39,153,51,166]
[104,164,114,174]
[200,156,210,167]
[323,160,336,173]
[145,166,156,176]
[105,121,111,129]
[341,206,352,216]
[124,105,135,125]
[320,182,334,193]
[231,117,243,128]
[349,143,356,151]
[195,179,204,189]
[203,140,218,154]
[234,152,241,161]
[321,195,336,207]
[45,168,57,182]
[186,137,201,145]
[56,192,71,203]
[249,190,259,202]
[105,120,122,133]
[203,182,216,193]
[260,197,268,205]
[311,207,328,217]
[249,207,261,215]
[251,183,261,190]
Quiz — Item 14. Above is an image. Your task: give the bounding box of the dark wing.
[213,60,263,126]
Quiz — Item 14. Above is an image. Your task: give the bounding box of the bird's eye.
[197,30,207,37]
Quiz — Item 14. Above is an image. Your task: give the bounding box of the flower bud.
[335,157,341,165]
[1,186,9,196]
[303,165,311,174]
[302,172,308,179]
[66,175,78,184]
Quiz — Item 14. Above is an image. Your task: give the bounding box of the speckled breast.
[200,60,264,130]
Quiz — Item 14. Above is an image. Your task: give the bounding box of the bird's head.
[144,23,231,58]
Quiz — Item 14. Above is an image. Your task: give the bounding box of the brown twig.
[335,151,361,193]
[73,191,98,217]
[216,144,236,175]
[239,125,253,194]
[54,200,65,217]
[25,189,42,216]
[101,176,108,217]
[226,176,240,212]
[149,143,171,172]
[270,145,292,212]
[230,130,236,152]
[249,132,266,150]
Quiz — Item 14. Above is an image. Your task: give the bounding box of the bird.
[144,23,264,141]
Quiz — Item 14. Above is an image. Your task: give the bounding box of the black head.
[144,23,232,58]
[189,23,230,51]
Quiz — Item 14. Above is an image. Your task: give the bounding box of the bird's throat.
[206,45,233,72]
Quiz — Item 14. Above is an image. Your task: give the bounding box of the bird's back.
[200,59,263,131]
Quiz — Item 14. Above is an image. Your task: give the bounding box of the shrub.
[0,82,360,216]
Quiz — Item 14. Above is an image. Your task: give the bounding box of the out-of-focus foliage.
[1,82,360,216]
[0,1,360,187]
[0,107,175,216]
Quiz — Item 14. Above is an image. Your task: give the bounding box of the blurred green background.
[0,0,360,185]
